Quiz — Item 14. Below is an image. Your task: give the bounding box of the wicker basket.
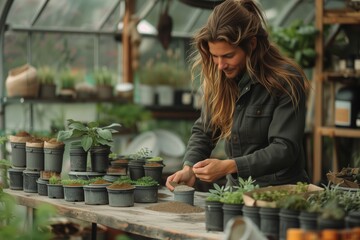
[6,64,39,98]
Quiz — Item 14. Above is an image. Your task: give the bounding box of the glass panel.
[35,0,117,29]
[3,32,28,75]
[101,3,121,31]
[30,33,94,75]
[99,35,120,81]
[6,0,45,26]
[0,0,6,15]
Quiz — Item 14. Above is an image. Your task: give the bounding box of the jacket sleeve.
[183,112,219,167]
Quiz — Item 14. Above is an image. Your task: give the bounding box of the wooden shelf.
[317,126,360,138]
[324,9,360,24]
[313,0,360,184]
[146,105,200,120]
[323,71,360,81]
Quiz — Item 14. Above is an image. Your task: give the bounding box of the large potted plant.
[57,119,121,173]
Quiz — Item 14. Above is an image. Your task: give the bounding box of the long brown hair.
[190,0,310,141]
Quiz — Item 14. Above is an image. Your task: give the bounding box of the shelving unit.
[1,97,200,131]
[313,0,360,183]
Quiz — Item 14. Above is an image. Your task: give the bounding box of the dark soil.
[146,202,204,214]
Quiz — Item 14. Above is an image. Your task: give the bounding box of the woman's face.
[208,41,247,79]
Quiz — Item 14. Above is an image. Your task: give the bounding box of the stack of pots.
[8,132,65,195]
[8,132,32,190]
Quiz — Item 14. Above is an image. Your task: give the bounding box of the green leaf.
[57,129,74,141]
[87,121,99,128]
[97,129,112,140]
[81,136,93,151]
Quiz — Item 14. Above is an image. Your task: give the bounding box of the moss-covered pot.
[63,185,85,202]
[83,184,110,205]
[106,185,135,207]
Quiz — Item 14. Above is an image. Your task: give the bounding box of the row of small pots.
[205,202,360,240]
[43,183,159,207]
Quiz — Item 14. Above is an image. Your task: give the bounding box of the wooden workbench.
[5,187,225,240]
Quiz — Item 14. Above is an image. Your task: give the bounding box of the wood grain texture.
[5,187,224,240]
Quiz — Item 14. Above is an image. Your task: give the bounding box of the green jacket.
[183,72,309,187]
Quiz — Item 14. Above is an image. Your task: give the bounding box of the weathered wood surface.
[5,187,225,240]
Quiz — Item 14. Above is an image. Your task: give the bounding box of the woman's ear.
[250,37,257,50]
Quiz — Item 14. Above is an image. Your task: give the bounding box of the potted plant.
[57,119,121,173]
[43,138,65,173]
[58,69,78,99]
[25,137,47,171]
[93,67,114,100]
[205,183,230,231]
[69,141,88,172]
[221,177,259,229]
[106,181,135,207]
[277,194,309,240]
[143,160,164,184]
[83,177,111,205]
[37,66,56,99]
[47,175,64,199]
[133,176,159,203]
[9,131,32,168]
[106,153,129,180]
[173,184,195,206]
[61,179,88,202]
[128,148,152,180]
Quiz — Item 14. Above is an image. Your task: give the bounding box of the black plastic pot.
[23,169,40,193]
[44,147,64,173]
[134,185,158,203]
[26,146,44,171]
[279,208,300,240]
[242,205,260,228]
[346,211,360,228]
[205,201,224,231]
[8,167,24,190]
[63,185,85,202]
[222,203,243,229]
[90,146,110,173]
[259,207,280,240]
[299,211,319,230]
[69,145,88,172]
[317,216,345,230]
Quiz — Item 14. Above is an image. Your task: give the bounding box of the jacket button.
[256,109,261,115]
[232,135,238,143]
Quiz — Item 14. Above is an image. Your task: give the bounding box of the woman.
[166,0,310,190]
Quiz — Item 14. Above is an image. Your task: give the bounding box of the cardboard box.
[243,184,323,208]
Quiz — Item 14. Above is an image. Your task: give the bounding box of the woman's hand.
[192,159,236,182]
[165,165,196,191]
